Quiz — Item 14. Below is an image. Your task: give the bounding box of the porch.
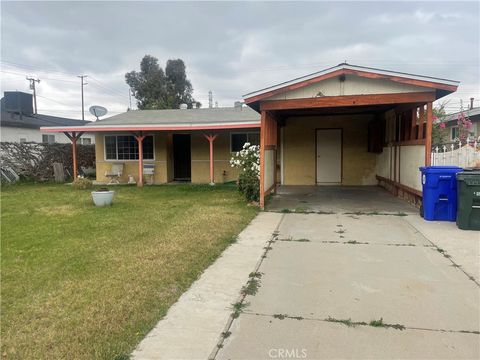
[266,185,417,214]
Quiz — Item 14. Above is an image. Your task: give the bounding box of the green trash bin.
[456,169,480,230]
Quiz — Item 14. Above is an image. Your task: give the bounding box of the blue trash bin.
[419,166,463,221]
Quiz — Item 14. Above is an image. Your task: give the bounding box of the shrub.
[230,143,260,202]
[72,176,93,190]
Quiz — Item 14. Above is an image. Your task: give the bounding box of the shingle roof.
[89,106,260,126]
[443,107,480,123]
[1,110,92,129]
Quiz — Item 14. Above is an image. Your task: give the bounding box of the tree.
[125,55,200,110]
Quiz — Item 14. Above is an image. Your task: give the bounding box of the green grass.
[1,183,258,359]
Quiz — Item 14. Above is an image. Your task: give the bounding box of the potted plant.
[91,187,115,206]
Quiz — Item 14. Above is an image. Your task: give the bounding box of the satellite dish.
[89,105,108,120]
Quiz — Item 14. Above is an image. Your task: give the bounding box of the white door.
[316,129,342,184]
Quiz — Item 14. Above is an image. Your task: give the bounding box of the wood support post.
[425,102,433,166]
[203,134,218,184]
[64,131,84,180]
[259,111,266,209]
[134,133,146,187]
[410,108,417,140]
[72,136,78,179]
[418,105,425,139]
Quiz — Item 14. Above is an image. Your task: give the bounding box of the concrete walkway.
[132,212,283,360]
[217,213,480,360]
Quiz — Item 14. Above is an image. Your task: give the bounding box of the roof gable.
[243,63,459,105]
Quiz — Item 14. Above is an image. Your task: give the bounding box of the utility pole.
[208,90,213,109]
[128,89,133,110]
[78,75,88,120]
[26,77,40,114]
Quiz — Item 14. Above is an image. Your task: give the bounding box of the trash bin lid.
[419,166,463,173]
[457,169,480,184]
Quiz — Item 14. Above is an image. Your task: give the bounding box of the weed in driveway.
[369,318,384,327]
[273,314,287,320]
[325,317,366,327]
[335,229,346,234]
[232,301,249,318]
[278,238,311,242]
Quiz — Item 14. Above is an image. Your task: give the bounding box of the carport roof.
[243,63,460,105]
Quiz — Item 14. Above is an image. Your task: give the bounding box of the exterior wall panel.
[283,114,377,185]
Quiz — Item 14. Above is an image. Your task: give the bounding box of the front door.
[316,129,342,184]
[173,134,191,181]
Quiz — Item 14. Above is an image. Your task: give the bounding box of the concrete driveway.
[216,213,480,359]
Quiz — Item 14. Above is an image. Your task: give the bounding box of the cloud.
[1,1,479,119]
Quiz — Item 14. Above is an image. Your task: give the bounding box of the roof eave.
[40,122,261,133]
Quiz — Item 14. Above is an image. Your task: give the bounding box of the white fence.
[431,138,480,168]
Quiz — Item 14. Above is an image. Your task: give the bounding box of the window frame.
[103,134,155,161]
[42,134,55,144]
[80,138,92,145]
[451,126,458,141]
[230,131,260,153]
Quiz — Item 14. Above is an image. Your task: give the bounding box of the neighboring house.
[41,63,459,208]
[442,106,480,141]
[0,91,95,144]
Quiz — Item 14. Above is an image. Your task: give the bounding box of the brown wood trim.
[259,111,266,209]
[376,175,422,197]
[418,105,425,139]
[425,102,433,166]
[260,92,436,111]
[315,128,343,184]
[410,108,417,140]
[245,68,456,104]
[392,139,426,146]
[342,69,457,92]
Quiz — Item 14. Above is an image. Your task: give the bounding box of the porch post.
[72,135,78,179]
[134,133,146,187]
[63,131,84,180]
[425,102,433,166]
[259,111,266,209]
[203,134,218,185]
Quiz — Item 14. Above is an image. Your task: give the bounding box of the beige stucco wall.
[266,75,434,101]
[399,145,424,191]
[264,149,275,191]
[95,131,253,184]
[282,114,377,185]
[95,132,168,184]
[376,146,391,179]
[190,131,240,183]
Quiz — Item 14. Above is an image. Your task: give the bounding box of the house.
[40,63,459,208]
[442,106,480,142]
[1,91,95,144]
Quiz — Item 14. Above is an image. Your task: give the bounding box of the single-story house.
[443,106,479,142]
[41,63,459,208]
[1,91,95,144]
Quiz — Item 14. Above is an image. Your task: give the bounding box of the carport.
[266,185,417,214]
[243,63,459,208]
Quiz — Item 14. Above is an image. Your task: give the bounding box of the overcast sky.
[1,1,479,120]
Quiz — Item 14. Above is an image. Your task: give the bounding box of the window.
[451,127,458,140]
[231,132,260,152]
[42,134,55,143]
[80,138,92,145]
[104,135,154,160]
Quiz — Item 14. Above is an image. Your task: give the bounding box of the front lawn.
[1,183,258,359]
